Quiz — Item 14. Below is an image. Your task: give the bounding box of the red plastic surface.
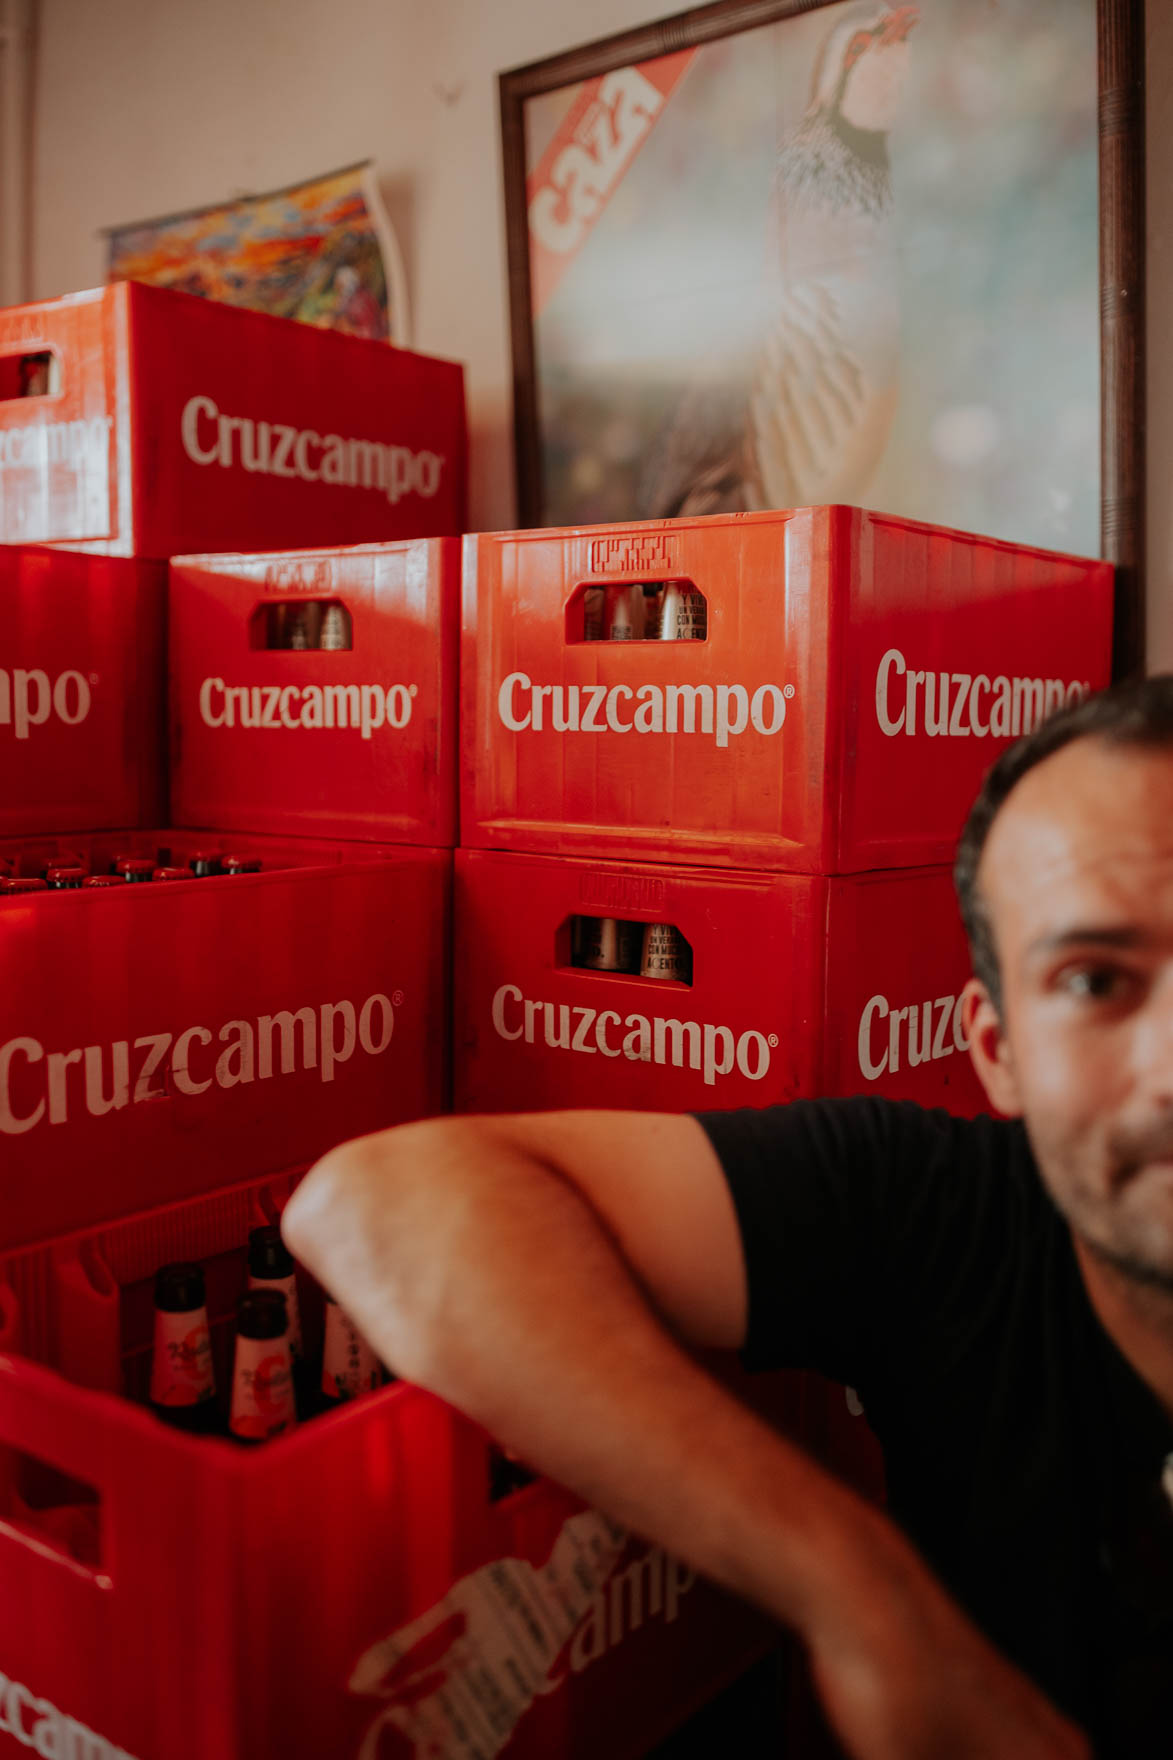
[0,284,466,556]
[461,506,1113,873]
[169,540,460,844]
[0,830,450,1253]
[0,1167,783,1760]
[0,546,165,833]
[453,849,988,1117]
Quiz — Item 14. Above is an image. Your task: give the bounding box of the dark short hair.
[954,675,1173,1007]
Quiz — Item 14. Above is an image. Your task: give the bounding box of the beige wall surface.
[29,0,1171,666]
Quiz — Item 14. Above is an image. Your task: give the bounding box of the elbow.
[280,1137,365,1273]
[279,1116,496,1389]
[281,1118,440,1277]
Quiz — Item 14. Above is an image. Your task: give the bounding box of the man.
[284,677,1173,1758]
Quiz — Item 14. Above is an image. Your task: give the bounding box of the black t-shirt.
[695,1099,1173,1758]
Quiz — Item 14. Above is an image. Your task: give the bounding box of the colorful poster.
[523,0,1099,556]
[106,161,407,345]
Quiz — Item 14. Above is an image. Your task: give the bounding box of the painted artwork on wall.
[105,161,408,345]
[504,1,1104,559]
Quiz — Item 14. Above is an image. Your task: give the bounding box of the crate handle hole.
[565,580,707,643]
[1,1449,105,1575]
[249,600,353,651]
[0,351,61,401]
[565,915,693,985]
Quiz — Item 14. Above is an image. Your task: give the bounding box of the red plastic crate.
[169,540,460,844]
[0,284,465,556]
[461,506,1113,873]
[453,849,988,1117]
[0,829,449,1251]
[0,546,165,834]
[0,1165,785,1760]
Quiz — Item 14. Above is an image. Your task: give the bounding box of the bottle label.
[640,922,690,982]
[659,586,706,640]
[247,1270,304,1360]
[150,1308,214,1408]
[578,916,641,974]
[230,1335,296,1440]
[322,1306,381,1401]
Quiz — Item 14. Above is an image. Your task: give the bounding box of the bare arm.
[282,1110,1087,1760]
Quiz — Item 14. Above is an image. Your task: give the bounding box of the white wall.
[29,0,1173,666]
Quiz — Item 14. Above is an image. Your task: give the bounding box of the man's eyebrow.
[1025,925,1149,961]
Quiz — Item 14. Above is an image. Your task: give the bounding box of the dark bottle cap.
[116,858,155,883]
[248,1224,295,1281]
[84,875,124,888]
[108,851,137,874]
[151,866,191,882]
[221,855,262,876]
[237,1290,288,1340]
[46,866,86,889]
[190,850,223,877]
[2,877,47,894]
[154,1262,207,1314]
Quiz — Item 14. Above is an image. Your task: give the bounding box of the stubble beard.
[1047,1135,1173,1298]
[1078,1230,1173,1298]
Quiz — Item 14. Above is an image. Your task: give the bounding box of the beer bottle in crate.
[150,1263,217,1434]
[319,1293,382,1410]
[229,1290,297,1444]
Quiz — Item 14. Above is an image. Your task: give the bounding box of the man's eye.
[1061,966,1127,1001]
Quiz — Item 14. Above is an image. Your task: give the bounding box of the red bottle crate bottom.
[0,1166,800,1760]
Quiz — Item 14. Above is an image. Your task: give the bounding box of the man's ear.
[961,977,1022,1117]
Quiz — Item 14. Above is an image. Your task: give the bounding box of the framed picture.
[500,0,1144,671]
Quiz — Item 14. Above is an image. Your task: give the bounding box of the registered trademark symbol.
[783,685,795,700]
[408,684,418,697]
[767,1034,779,1048]
[392,989,405,1007]
[89,673,99,686]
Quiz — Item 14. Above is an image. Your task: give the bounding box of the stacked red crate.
[0,281,466,556]
[0,545,166,834]
[456,504,1113,1112]
[1,282,467,832]
[0,829,479,1760]
[168,539,460,846]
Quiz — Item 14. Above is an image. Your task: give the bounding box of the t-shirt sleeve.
[695,1098,1027,1392]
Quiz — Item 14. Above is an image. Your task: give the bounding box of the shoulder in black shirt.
[695,1098,1173,1758]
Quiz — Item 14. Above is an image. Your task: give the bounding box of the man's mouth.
[1109,1120,1173,1186]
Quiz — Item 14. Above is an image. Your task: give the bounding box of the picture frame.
[500,0,1145,673]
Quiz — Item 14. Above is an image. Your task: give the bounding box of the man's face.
[970,738,1173,1289]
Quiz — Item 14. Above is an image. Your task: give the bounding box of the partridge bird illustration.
[642,3,918,517]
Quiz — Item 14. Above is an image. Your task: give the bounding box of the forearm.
[284,1117,957,1645]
